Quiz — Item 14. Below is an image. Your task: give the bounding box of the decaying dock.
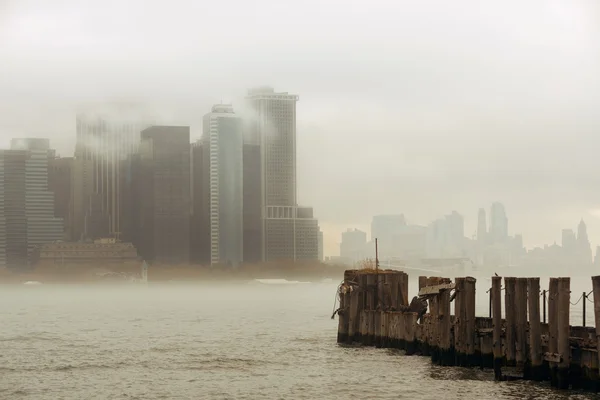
[335,269,600,391]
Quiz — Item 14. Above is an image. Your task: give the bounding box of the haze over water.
[2,273,599,399]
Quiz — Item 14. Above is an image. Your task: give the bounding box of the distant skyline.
[1,0,600,256]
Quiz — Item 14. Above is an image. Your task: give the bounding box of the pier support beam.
[548,277,559,386]
[504,277,517,367]
[465,277,476,367]
[347,287,359,343]
[593,276,600,391]
[492,276,503,380]
[527,278,544,381]
[515,278,528,370]
[557,277,571,389]
[337,288,349,343]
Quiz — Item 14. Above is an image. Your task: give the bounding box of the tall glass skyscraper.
[202,104,244,267]
[73,103,153,241]
[0,139,63,270]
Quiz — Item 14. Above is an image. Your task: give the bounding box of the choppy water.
[1,276,599,399]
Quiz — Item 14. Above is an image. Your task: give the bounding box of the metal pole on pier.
[375,238,379,272]
[583,291,587,327]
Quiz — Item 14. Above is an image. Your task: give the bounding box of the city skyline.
[2,1,600,258]
[336,205,596,270]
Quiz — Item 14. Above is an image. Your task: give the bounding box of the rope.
[570,293,584,306]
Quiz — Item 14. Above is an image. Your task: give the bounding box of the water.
[0,278,598,399]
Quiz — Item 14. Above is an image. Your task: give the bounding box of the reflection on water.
[1,277,599,399]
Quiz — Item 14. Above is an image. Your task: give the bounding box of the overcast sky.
[1,0,599,256]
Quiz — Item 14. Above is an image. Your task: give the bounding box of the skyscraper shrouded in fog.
[477,208,487,243]
[245,87,319,262]
[136,126,190,264]
[190,141,210,265]
[577,219,592,265]
[202,104,244,267]
[73,104,153,242]
[489,202,508,244]
[0,139,64,270]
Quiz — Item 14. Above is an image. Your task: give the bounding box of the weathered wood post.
[377,272,385,309]
[347,287,359,344]
[492,276,503,380]
[418,276,427,323]
[548,277,559,386]
[527,277,544,381]
[591,276,600,390]
[405,312,418,355]
[515,278,528,369]
[465,277,476,367]
[374,308,382,348]
[400,272,409,306]
[359,309,368,345]
[337,287,349,343]
[366,273,376,345]
[454,277,466,366]
[556,277,571,389]
[504,277,517,366]
[439,282,453,366]
[357,273,367,343]
[398,307,406,350]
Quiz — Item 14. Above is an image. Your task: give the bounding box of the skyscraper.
[577,219,592,265]
[245,87,319,262]
[190,140,210,264]
[0,139,64,269]
[136,126,191,264]
[202,105,244,267]
[340,229,368,262]
[489,202,508,244]
[48,156,72,239]
[477,208,487,243]
[371,214,407,258]
[246,87,298,208]
[242,141,262,263]
[73,105,153,241]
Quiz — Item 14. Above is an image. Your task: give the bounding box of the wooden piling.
[405,312,417,355]
[548,277,559,386]
[437,280,453,366]
[377,273,385,310]
[556,277,571,389]
[336,269,600,394]
[359,310,368,345]
[357,274,367,342]
[515,278,528,368]
[388,273,399,311]
[454,277,466,366]
[492,276,502,380]
[591,276,600,389]
[337,288,349,343]
[418,276,427,323]
[347,287,359,343]
[400,272,409,306]
[374,309,382,348]
[504,277,517,366]
[365,273,376,345]
[465,277,476,367]
[527,277,544,381]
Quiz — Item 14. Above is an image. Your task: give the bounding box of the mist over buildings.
[1,0,600,257]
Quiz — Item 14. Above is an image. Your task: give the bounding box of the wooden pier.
[336,269,600,392]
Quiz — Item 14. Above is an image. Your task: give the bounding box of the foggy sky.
[1,0,599,256]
